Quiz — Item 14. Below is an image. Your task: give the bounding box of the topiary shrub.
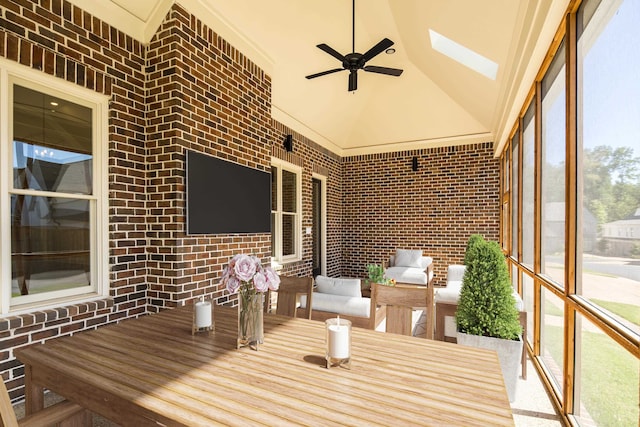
[463,234,484,265]
[456,235,522,340]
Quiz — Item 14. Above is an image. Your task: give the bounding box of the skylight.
[429,29,498,80]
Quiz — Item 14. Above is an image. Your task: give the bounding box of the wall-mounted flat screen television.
[186,150,271,234]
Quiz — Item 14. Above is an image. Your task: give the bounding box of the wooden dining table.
[16,305,514,426]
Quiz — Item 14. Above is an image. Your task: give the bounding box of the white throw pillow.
[315,275,362,298]
[394,249,423,268]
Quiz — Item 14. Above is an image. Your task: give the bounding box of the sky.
[581,0,640,154]
[540,0,639,177]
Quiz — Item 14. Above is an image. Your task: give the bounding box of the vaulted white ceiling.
[74,0,569,156]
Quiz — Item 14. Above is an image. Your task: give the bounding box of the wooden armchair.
[274,276,314,319]
[0,378,88,427]
[371,282,433,338]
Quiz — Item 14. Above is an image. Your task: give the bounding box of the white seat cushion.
[385,266,431,285]
[445,280,463,292]
[300,293,371,318]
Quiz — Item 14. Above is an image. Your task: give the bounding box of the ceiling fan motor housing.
[344,53,365,70]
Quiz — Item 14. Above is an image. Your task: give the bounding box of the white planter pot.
[456,332,523,402]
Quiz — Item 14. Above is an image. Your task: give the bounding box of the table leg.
[60,410,93,426]
[426,280,434,339]
[23,364,44,416]
[23,364,92,425]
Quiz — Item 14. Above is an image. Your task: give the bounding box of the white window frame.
[0,59,109,315]
[271,158,302,263]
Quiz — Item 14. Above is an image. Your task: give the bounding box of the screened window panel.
[511,133,519,260]
[573,312,639,426]
[522,273,534,344]
[576,0,640,338]
[522,102,535,268]
[540,41,566,288]
[539,288,565,394]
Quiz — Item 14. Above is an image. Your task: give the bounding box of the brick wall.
[341,143,500,284]
[144,4,273,311]
[271,125,343,278]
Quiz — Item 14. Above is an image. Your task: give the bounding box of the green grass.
[590,299,640,326]
[543,323,639,426]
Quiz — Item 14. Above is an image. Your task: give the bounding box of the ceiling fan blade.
[348,71,357,91]
[361,38,394,63]
[363,66,404,76]
[305,68,345,79]
[317,44,345,62]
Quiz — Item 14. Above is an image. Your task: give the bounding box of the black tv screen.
[186,150,271,234]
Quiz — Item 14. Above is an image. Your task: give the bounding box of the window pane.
[282,213,295,256]
[540,287,564,393]
[511,134,519,259]
[13,85,92,194]
[271,166,277,211]
[13,141,92,194]
[574,312,639,426]
[577,0,640,337]
[282,169,296,213]
[505,150,510,191]
[271,212,276,256]
[502,152,509,252]
[502,203,509,252]
[11,195,90,296]
[522,102,535,267]
[541,42,566,287]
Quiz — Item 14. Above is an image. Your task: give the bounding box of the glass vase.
[237,291,264,350]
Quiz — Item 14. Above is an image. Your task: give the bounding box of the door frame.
[312,173,327,276]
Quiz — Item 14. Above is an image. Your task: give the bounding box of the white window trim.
[271,158,302,263]
[0,59,109,315]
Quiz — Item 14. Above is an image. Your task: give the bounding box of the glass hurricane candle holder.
[192,297,214,335]
[325,317,351,369]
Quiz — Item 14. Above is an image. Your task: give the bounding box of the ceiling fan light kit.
[305,0,403,91]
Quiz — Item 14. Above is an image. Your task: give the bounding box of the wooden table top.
[16,305,514,426]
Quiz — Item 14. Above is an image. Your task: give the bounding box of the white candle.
[328,322,350,359]
[195,300,212,328]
